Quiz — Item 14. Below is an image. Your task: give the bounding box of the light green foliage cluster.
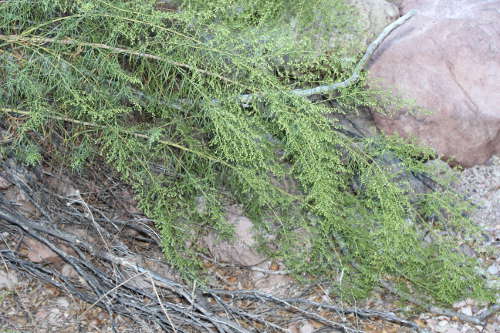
[0,0,494,304]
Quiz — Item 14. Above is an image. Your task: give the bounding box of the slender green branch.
[1,9,417,109]
[0,107,223,163]
[0,107,304,202]
[0,34,242,87]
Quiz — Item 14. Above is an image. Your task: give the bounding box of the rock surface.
[314,0,400,57]
[202,205,266,266]
[201,205,294,295]
[349,0,400,46]
[368,0,500,167]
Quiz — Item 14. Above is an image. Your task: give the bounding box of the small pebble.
[0,270,19,290]
[55,297,70,308]
[460,306,473,316]
[438,320,448,326]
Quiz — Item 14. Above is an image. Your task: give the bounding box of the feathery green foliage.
[0,0,494,305]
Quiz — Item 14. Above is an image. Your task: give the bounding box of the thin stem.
[0,34,242,87]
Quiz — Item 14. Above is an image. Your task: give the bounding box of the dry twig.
[0,159,430,332]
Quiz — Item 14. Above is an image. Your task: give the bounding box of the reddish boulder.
[367,0,500,167]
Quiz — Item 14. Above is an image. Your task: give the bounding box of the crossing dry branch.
[0,158,430,332]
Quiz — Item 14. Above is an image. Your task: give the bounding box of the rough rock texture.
[349,0,400,46]
[367,0,500,167]
[310,0,400,57]
[201,205,294,295]
[455,155,500,230]
[202,205,266,266]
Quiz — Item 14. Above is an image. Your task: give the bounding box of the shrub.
[0,0,493,304]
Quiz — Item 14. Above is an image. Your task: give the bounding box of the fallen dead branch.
[207,289,421,332]
[0,158,432,332]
